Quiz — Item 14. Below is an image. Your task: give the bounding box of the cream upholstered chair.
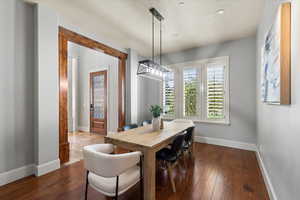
[83,144,143,200]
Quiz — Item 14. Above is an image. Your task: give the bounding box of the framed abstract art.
[261,2,291,105]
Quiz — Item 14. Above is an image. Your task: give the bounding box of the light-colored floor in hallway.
[64,132,104,166]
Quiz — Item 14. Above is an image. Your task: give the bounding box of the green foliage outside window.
[184,81,197,116]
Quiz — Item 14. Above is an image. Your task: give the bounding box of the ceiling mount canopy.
[137,7,170,81]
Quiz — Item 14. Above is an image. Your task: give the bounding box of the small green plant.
[150,105,163,118]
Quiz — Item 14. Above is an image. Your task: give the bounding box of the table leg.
[143,149,156,200]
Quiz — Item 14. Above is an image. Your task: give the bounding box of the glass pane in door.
[93,74,105,119]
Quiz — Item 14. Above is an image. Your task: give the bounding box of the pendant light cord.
[152,14,154,62]
[160,20,162,65]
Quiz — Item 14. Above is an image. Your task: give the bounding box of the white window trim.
[161,56,230,125]
[161,69,177,119]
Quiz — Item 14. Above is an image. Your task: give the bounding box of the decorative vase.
[152,117,161,131]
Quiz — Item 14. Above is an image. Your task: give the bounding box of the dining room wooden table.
[104,119,195,200]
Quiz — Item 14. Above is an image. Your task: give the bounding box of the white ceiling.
[28,0,264,57]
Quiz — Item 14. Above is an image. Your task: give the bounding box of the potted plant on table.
[150,105,163,131]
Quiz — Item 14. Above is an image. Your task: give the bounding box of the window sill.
[162,116,230,126]
[192,120,230,126]
[162,116,175,121]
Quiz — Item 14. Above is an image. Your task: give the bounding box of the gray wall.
[126,49,161,126]
[137,78,161,124]
[67,42,80,132]
[35,4,59,167]
[0,0,34,173]
[157,36,257,144]
[125,49,138,124]
[257,0,300,199]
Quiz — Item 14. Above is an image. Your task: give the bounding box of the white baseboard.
[35,159,60,177]
[78,126,89,132]
[0,159,61,186]
[194,136,257,151]
[0,164,35,186]
[256,151,278,200]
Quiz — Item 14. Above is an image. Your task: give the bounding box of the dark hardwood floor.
[0,143,269,200]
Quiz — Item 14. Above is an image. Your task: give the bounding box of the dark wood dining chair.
[141,120,152,126]
[156,134,185,193]
[183,126,195,155]
[123,124,138,131]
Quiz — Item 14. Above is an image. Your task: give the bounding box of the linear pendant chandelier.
[137,8,170,81]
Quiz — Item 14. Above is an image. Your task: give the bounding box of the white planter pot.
[152,117,161,131]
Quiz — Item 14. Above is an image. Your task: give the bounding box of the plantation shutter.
[183,68,199,117]
[163,71,175,115]
[206,64,225,120]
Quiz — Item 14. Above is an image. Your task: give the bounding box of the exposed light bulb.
[179,1,185,6]
[216,9,225,15]
[156,70,160,76]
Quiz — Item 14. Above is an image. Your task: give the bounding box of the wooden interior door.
[90,71,107,134]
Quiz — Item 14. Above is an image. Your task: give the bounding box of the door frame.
[59,27,127,163]
[89,70,108,134]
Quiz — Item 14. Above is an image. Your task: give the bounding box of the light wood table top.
[105,120,194,148]
[104,119,195,200]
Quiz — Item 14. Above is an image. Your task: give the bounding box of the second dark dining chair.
[156,134,185,193]
[141,120,152,126]
[123,124,138,131]
[183,126,195,155]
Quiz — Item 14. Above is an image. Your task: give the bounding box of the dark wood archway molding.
[59,27,127,163]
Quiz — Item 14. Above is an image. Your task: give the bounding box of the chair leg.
[167,163,176,193]
[190,142,195,156]
[140,156,143,200]
[140,178,143,200]
[85,171,89,200]
[188,146,192,155]
[115,176,119,200]
[181,153,187,169]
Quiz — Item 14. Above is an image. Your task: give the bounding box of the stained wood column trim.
[118,59,126,132]
[280,2,291,105]
[59,31,69,163]
[59,27,127,163]
[59,27,127,59]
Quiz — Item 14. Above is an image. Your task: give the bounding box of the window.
[183,68,199,117]
[162,71,175,116]
[206,64,225,120]
[162,57,229,124]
